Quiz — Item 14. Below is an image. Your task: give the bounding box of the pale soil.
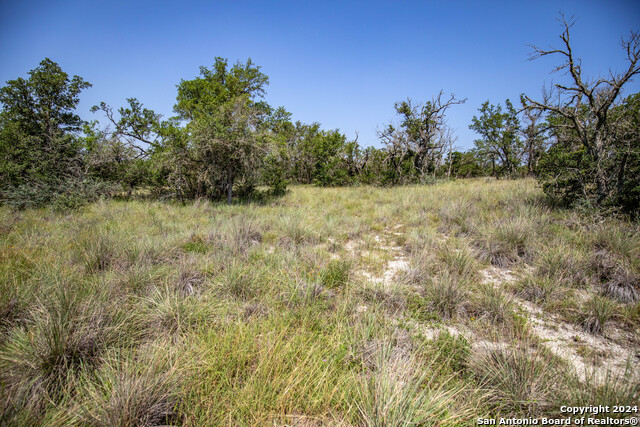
[349,227,638,385]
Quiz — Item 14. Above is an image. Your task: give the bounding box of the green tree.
[469,99,522,177]
[0,58,94,207]
[538,93,640,215]
[175,58,269,203]
[260,106,294,195]
[446,151,484,178]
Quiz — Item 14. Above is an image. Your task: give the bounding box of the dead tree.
[523,14,640,203]
[394,91,466,181]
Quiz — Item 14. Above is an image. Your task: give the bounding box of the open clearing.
[1,179,638,425]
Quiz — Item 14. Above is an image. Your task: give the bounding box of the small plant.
[182,233,208,254]
[429,331,471,378]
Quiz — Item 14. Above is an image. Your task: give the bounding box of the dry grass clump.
[356,342,478,426]
[601,279,639,305]
[514,273,562,304]
[591,250,639,304]
[535,244,589,288]
[469,340,557,416]
[243,302,269,320]
[414,273,470,321]
[437,242,478,280]
[208,214,263,256]
[144,286,212,335]
[479,217,533,267]
[276,213,317,247]
[0,285,141,416]
[437,200,477,235]
[592,222,639,262]
[176,269,205,297]
[579,295,616,335]
[216,261,259,301]
[473,283,516,325]
[72,346,184,427]
[77,231,118,273]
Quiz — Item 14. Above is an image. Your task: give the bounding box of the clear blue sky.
[1,0,639,150]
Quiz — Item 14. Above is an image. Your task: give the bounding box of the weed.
[320,259,351,289]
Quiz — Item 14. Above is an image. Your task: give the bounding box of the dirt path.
[480,265,638,383]
[352,227,638,385]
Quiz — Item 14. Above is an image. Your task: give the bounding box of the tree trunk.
[616,150,629,198]
[227,170,233,205]
[527,141,534,176]
[592,135,608,204]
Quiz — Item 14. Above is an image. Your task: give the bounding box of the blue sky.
[1,0,639,149]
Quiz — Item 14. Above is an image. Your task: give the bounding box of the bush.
[2,177,116,211]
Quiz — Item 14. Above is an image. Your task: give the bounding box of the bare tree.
[442,127,459,179]
[523,14,640,203]
[394,91,466,180]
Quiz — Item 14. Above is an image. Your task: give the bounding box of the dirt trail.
[352,233,410,286]
[352,226,638,385]
[480,265,638,383]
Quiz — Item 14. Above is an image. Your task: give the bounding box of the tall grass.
[1,178,638,423]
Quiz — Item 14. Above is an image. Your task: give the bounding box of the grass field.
[1,178,638,425]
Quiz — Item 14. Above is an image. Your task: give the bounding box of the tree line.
[1,17,638,215]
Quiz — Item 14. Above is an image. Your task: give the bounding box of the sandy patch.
[480,265,638,383]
